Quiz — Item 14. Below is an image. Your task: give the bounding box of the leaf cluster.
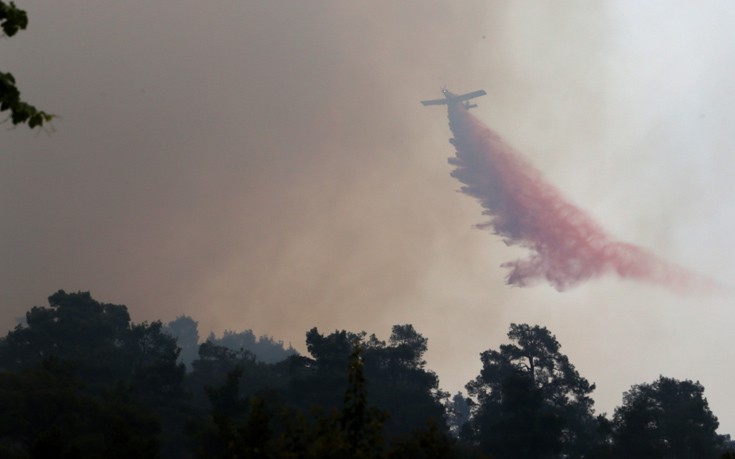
[0,1,54,129]
[0,1,27,37]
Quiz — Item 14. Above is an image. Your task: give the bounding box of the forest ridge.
[0,290,732,458]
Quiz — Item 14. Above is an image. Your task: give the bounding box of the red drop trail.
[447,101,715,293]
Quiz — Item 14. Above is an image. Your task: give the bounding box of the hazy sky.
[3,1,735,432]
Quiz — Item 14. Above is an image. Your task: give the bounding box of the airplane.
[421,87,487,109]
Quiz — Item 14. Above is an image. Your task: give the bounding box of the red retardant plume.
[447,101,716,293]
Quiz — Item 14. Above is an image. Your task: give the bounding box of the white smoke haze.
[2,0,735,432]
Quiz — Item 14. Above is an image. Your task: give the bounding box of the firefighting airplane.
[420,88,487,109]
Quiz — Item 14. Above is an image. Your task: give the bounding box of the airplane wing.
[420,98,448,106]
[456,89,487,101]
[421,89,486,106]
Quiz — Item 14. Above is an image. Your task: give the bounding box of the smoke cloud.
[447,101,716,293]
[4,0,735,434]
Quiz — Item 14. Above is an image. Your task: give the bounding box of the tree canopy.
[0,290,184,397]
[465,323,597,458]
[0,292,733,458]
[612,376,724,458]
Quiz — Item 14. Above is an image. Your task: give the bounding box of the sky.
[2,0,735,432]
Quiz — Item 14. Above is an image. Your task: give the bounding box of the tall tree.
[0,1,54,128]
[465,323,596,458]
[612,376,724,459]
[341,343,386,457]
[365,325,447,438]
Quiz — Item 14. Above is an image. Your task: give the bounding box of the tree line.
[0,290,732,458]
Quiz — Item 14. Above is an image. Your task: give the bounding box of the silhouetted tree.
[306,327,364,370]
[364,325,448,438]
[612,376,723,458]
[0,291,187,458]
[292,328,365,412]
[387,324,428,370]
[465,323,596,458]
[340,342,386,458]
[0,291,184,397]
[1,291,133,388]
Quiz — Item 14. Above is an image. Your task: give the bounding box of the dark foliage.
[0,291,732,458]
[200,341,461,459]
[0,1,54,128]
[0,290,186,458]
[465,323,598,458]
[612,376,724,458]
[303,325,448,438]
[0,291,185,398]
[0,358,159,458]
